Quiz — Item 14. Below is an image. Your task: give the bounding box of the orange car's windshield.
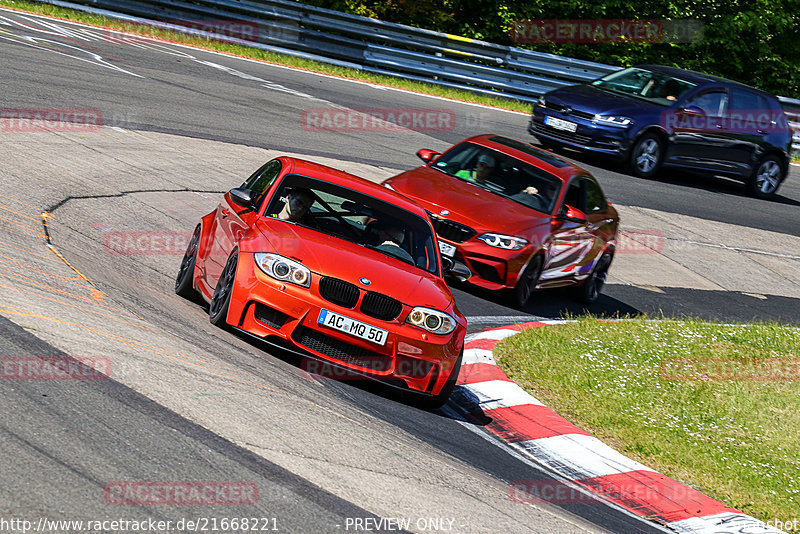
[265,174,439,274]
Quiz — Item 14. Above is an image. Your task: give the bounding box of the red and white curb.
[452,321,784,534]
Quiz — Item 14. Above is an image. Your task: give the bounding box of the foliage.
[305,0,800,96]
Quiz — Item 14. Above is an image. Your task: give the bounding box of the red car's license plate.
[318,309,388,346]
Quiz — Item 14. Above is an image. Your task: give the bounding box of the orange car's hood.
[254,218,453,310]
[385,166,552,235]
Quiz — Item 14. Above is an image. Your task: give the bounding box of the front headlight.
[406,307,457,335]
[254,253,310,287]
[592,114,632,128]
[537,95,546,107]
[477,233,528,251]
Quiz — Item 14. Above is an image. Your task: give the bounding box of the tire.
[509,255,543,309]
[209,250,238,327]
[747,155,783,200]
[628,133,664,178]
[175,225,201,299]
[573,252,612,304]
[409,350,463,411]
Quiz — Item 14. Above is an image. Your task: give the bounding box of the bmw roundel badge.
[359,278,371,286]
[439,209,449,216]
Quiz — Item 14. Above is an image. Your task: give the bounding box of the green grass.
[494,316,800,522]
[0,0,532,114]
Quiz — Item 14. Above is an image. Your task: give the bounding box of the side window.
[687,91,726,116]
[585,179,607,213]
[242,159,282,209]
[564,178,584,212]
[729,88,768,114]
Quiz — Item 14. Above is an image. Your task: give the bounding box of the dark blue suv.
[530,65,792,199]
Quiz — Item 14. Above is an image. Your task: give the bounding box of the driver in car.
[276,187,316,226]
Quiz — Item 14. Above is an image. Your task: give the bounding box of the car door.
[541,176,596,284]
[668,88,730,169]
[204,159,283,287]
[724,88,773,173]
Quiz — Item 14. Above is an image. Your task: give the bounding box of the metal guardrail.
[32,0,800,141]
[39,0,619,102]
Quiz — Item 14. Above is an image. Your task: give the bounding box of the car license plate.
[318,309,388,346]
[438,240,456,258]
[545,116,578,132]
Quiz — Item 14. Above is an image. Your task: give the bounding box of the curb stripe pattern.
[454,321,784,533]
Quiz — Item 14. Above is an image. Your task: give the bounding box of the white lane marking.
[0,6,527,115]
[0,31,142,77]
[456,380,545,410]
[192,59,346,107]
[517,434,656,480]
[668,512,783,534]
[664,237,800,260]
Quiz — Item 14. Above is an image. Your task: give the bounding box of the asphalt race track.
[0,8,797,533]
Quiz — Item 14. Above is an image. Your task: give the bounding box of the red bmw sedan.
[382,135,619,307]
[175,157,466,408]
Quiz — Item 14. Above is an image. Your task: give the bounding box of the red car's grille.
[361,292,402,321]
[319,277,359,308]
[427,213,476,243]
[293,326,391,372]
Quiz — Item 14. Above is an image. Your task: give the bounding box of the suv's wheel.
[629,133,664,178]
[747,155,783,199]
[175,225,201,299]
[573,252,613,304]
[209,250,238,327]
[509,255,543,309]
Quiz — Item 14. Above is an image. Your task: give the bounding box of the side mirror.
[681,105,705,116]
[442,257,471,282]
[555,204,588,224]
[417,149,441,163]
[228,187,255,208]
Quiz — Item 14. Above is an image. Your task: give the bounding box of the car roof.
[277,156,430,218]
[635,65,776,97]
[455,135,583,179]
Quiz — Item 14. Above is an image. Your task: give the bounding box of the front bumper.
[442,238,531,292]
[226,253,464,396]
[529,106,632,158]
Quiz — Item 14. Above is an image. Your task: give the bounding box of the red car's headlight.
[254,253,311,287]
[406,307,456,335]
[477,233,528,251]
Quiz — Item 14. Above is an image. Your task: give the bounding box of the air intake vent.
[293,326,391,372]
